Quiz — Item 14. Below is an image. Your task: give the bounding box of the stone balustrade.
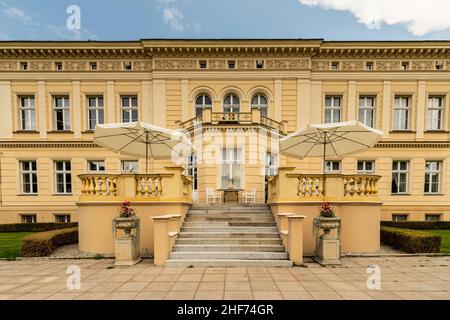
[78,166,192,203]
[176,107,286,133]
[267,167,381,204]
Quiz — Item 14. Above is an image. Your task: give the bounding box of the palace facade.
[0,39,450,225]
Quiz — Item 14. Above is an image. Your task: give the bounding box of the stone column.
[0,81,13,138]
[381,80,391,138]
[416,80,426,140]
[347,80,357,121]
[152,216,170,266]
[181,79,189,122]
[288,215,305,265]
[141,80,152,123]
[38,80,47,138]
[274,79,282,122]
[106,80,116,123]
[297,79,310,128]
[72,80,81,138]
[152,79,166,127]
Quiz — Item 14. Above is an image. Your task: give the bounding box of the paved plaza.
[0,256,449,300]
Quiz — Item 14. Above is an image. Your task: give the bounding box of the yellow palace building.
[0,38,450,229]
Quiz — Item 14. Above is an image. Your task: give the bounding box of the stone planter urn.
[313,203,342,265]
[112,201,141,266]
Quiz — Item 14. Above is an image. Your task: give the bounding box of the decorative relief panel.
[0,61,17,71]
[266,59,310,70]
[341,61,365,71]
[237,59,254,70]
[154,59,197,70]
[99,61,122,71]
[411,60,434,71]
[29,61,52,71]
[208,60,226,69]
[311,61,330,71]
[64,61,88,71]
[133,60,152,71]
[375,60,401,71]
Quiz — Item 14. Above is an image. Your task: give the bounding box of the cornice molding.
[0,141,101,149]
[374,141,450,148]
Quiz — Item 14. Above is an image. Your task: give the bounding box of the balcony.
[267,167,381,204]
[176,108,286,134]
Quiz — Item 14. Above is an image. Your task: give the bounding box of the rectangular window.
[265,152,278,177]
[427,96,444,131]
[256,60,264,69]
[221,148,242,189]
[20,161,38,194]
[331,61,340,70]
[391,161,409,194]
[393,96,411,130]
[55,62,63,71]
[20,62,28,71]
[54,96,70,131]
[424,161,441,194]
[55,161,72,194]
[21,214,36,223]
[89,62,98,71]
[199,60,207,69]
[324,160,341,173]
[19,96,36,130]
[357,160,375,174]
[365,62,373,70]
[324,96,341,123]
[55,214,71,223]
[401,62,409,70]
[88,160,105,172]
[187,154,198,191]
[358,96,375,128]
[392,214,408,222]
[87,96,104,130]
[121,96,138,123]
[124,61,132,70]
[436,61,444,70]
[425,214,441,222]
[227,60,235,69]
[122,160,139,173]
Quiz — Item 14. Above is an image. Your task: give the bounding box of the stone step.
[189,211,272,216]
[169,251,288,260]
[180,226,279,233]
[178,232,281,239]
[165,259,293,267]
[173,244,285,252]
[186,216,274,222]
[191,204,269,210]
[182,222,277,228]
[175,238,283,245]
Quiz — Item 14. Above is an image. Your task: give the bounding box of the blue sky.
[1,0,450,41]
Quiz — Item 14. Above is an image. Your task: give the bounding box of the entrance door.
[220,148,242,189]
[264,152,277,203]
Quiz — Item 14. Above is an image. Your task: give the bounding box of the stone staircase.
[165,204,293,267]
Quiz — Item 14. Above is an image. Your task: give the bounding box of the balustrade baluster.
[101,177,107,195]
[157,176,163,195]
[318,177,324,196]
[151,177,156,195]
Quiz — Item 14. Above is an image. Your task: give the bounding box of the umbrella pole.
[145,131,149,174]
[322,132,326,199]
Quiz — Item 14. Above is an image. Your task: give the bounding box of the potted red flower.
[113,201,139,236]
[315,202,341,233]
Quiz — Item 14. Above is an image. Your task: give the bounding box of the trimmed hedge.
[20,227,78,257]
[381,221,450,230]
[380,226,441,253]
[0,222,77,233]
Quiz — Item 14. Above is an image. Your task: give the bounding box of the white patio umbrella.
[93,122,192,173]
[280,121,383,174]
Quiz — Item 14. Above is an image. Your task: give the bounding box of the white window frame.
[19,96,36,131]
[87,96,104,130]
[424,161,441,194]
[54,161,72,194]
[392,214,408,222]
[251,94,268,117]
[121,96,138,123]
[324,96,341,124]
[265,152,278,177]
[358,96,375,128]
[21,214,36,223]
[357,160,375,174]
[55,214,71,223]
[393,96,411,130]
[53,96,70,131]
[195,94,212,117]
[427,96,444,131]
[20,161,38,194]
[220,148,243,189]
[425,214,441,222]
[187,154,198,191]
[122,160,139,173]
[88,160,105,172]
[223,94,240,113]
[324,160,341,173]
[392,161,409,194]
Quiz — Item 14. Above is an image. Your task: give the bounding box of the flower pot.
[113,216,138,236]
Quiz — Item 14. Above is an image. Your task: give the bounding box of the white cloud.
[299,0,450,36]
[1,1,32,24]
[163,7,184,32]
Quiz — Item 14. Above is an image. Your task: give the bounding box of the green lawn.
[423,229,450,253]
[0,232,34,259]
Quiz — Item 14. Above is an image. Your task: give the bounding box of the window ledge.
[13,130,38,134]
[424,193,444,196]
[17,194,39,196]
[389,130,416,133]
[390,193,411,196]
[82,130,95,133]
[425,130,449,133]
[47,131,74,133]
[52,193,73,196]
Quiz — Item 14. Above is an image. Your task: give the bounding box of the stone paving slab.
[0,256,449,300]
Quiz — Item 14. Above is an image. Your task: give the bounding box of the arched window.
[223,94,240,113]
[195,94,212,117]
[251,94,268,116]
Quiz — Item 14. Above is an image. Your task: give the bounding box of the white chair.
[243,187,257,204]
[206,188,221,204]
